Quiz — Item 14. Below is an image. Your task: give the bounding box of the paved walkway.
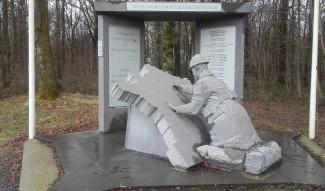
[20,139,59,191]
[44,130,325,190]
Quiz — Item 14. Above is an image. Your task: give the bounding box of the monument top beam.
[95,1,252,20]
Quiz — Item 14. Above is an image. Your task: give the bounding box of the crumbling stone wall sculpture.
[111,64,210,170]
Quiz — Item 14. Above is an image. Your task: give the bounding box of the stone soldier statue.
[168,54,281,174]
[167,54,261,150]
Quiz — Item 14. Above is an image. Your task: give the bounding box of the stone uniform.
[173,70,261,150]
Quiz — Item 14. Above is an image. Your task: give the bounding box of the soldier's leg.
[208,100,261,150]
[196,145,245,171]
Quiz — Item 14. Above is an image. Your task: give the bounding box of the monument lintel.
[95,1,252,20]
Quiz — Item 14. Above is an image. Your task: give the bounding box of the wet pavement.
[44,130,325,190]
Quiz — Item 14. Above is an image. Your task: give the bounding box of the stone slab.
[45,130,325,190]
[126,105,168,158]
[20,139,59,191]
[296,135,325,165]
[112,64,210,170]
[95,2,252,21]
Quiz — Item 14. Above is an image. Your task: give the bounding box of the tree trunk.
[155,22,163,70]
[10,0,18,85]
[173,22,181,76]
[296,0,302,98]
[17,0,26,73]
[36,0,59,100]
[61,0,66,76]
[55,0,62,79]
[318,21,325,101]
[2,0,10,88]
[278,0,289,85]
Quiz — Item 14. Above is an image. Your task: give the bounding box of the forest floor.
[0,93,325,190]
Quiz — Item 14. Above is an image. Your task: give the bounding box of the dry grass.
[244,100,325,147]
[0,93,98,147]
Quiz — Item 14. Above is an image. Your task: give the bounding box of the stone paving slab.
[45,130,325,191]
[20,139,59,191]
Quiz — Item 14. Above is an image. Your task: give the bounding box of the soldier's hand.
[166,102,177,112]
[173,81,184,90]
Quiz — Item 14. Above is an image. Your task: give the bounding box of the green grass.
[0,94,98,147]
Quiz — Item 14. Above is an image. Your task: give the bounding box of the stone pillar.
[98,15,144,132]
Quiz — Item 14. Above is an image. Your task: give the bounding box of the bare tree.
[1,0,10,89]
[278,0,289,85]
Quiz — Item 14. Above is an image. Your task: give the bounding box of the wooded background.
[0,0,325,101]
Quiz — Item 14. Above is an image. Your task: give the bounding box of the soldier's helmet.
[189,54,209,69]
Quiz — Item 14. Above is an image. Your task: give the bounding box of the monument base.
[99,107,128,133]
[46,130,325,190]
[126,106,168,158]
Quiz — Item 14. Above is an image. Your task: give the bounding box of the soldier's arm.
[167,100,204,115]
[168,81,206,115]
[173,80,193,103]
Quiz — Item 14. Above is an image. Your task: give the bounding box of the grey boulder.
[244,141,282,174]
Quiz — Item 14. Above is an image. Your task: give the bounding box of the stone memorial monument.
[112,54,282,174]
[96,1,281,175]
